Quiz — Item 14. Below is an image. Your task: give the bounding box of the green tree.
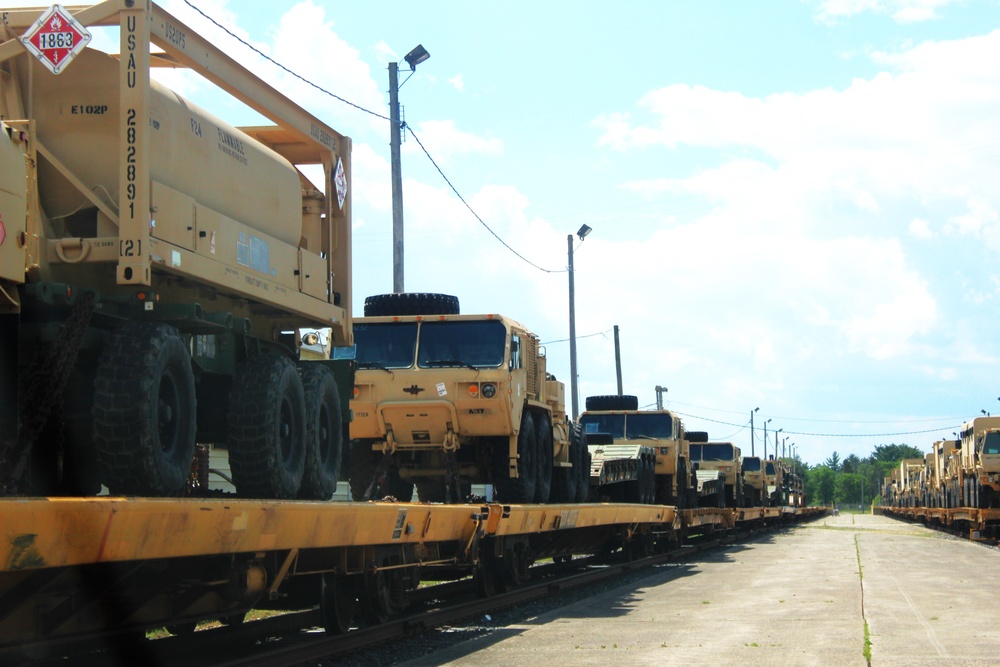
[807,465,836,506]
[823,451,841,473]
[841,453,861,475]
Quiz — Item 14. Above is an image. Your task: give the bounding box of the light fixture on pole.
[750,407,759,457]
[389,44,430,293]
[775,428,783,458]
[763,419,771,459]
[568,224,592,420]
[655,386,668,411]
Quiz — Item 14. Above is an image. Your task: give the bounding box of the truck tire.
[228,354,306,499]
[549,424,583,503]
[534,413,553,503]
[685,431,709,443]
[297,365,343,500]
[93,322,196,496]
[363,293,460,317]
[576,448,592,502]
[585,395,638,411]
[492,412,537,503]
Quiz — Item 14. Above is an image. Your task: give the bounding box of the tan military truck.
[690,442,743,507]
[929,439,958,507]
[764,458,787,506]
[0,3,354,499]
[741,456,766,507]
[577,395,699,507]
[957,416,1000,508]
[349,294,586,504]
[899,458,924,508]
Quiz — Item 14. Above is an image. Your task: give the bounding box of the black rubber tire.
[685,431,709,443]
[576,447,592,503]
[534,413,553,503]
[493,412,537,503]
[93,322,196,496]
[550,426,576,504]
[363,293,460,317]
[585,395,638,412]
[297,365,343,500]
[228,354,306,499]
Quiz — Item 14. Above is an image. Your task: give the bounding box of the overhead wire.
[181,0,558,274]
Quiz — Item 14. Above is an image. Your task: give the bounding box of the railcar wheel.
[534,413,553,503]
[94,322,196,496]
[492,412,537,503]
[228,354,306,499]
[499,542,531,590]
[298,366,343,500]
[321,573,355,634]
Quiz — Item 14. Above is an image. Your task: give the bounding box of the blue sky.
[35,0,1000,464]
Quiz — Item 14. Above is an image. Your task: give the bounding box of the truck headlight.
[481,383,497,399]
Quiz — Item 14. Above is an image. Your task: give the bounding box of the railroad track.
[15,528,763,667]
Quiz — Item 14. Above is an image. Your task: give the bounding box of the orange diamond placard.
[21,4,91,75]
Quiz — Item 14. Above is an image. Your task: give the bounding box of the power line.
[181,0,389,121]
[406,127,562,273]
[672,410,961,438]
[182,1,557,275]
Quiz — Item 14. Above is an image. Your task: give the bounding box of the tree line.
[788,444,924,508]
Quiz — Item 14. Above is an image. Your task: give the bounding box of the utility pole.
[750,407,759,457]
[568,234,579,419]
[388,45,429,293]
[613,325,623,395]
[389,61,404,293]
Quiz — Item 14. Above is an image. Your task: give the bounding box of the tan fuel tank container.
[27,47,303,246]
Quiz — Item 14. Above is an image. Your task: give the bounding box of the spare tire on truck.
[685,431,709,443]
[585,395,639,411]
[363,293,460,317]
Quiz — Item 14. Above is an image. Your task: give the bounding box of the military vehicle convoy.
[349,294,588,504]
[0,3,354,499]
[882,417,1000,510]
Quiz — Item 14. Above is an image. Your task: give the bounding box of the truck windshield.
[579,414,625,438]
[742,457,762,471]
[765,462,776,475]
[983,431,1000,455]
[417,320,507,368]
[354,322,418,369]
[625,413,674,439]
[690,443,735,461]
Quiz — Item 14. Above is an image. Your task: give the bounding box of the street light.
[655,385,668,411]
[750,407,759,456]
[568,224,592,419]
[763,419,772,459]
[389,44,430,293]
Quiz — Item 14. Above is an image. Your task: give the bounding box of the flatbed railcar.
[0,496,824,658]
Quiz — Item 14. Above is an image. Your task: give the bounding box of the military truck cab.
[349,296,583,504]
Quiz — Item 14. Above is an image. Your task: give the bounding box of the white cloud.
[814,0,962,23]
[449,74,465,91]
[909,218,935,239]
[406,120,503,163]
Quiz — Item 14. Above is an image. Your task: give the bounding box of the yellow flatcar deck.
[0,497,676,572]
